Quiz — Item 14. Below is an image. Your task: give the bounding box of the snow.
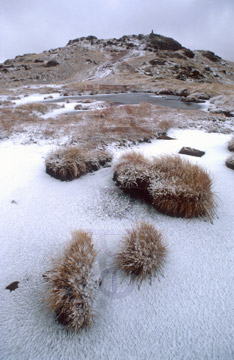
[14,93,61,105]
[42,100,107,119]
[200,99,211,112]
[95,64,113,79]
[0,129,234,360]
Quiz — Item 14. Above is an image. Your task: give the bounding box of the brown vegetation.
[225,155,234,170]
[45,231,99,332]
[45,146,112,181]
[17,103,58,115]
[113,152,215,219]
[149,156,215,218]
[227,135,234,152]
[116,222,167,283]
[0,107,40,136]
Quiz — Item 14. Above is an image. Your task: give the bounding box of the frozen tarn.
[41,93,205,111]
[0,130,233,360]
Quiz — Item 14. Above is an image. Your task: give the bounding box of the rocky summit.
[1,32,234,89]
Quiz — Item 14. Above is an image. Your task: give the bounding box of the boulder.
[176,66,204,81]
[201,51,221,62]
[149,59,166,66]
[45,60,59,67]
[147,33,182,51]
[179,147,205,157]
[182,48,195,58]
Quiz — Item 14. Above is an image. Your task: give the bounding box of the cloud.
[0,0,234,63]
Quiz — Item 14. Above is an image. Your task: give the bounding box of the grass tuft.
[227,135,234,152]
[45,146,112,181]
[45,230,99,332]
[113,152,215,219]
[116,222,167,283]
[225,154,234,170]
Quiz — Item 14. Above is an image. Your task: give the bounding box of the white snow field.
[0,129,233,360]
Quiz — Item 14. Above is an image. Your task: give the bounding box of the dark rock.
[6,281,19,292]
[176,66,204,81]
[201,51,221,62]
[158,89,175,95]
[34,59,44,63]
[182,48,195,58]
[157,134,176,140]
[137,34,144,40]
[4,59,13,65]
[179,147,205,157]
[23,64,31,70]
[11,200,17,204]
[45,60,59,67]
[74,104,82,110]
[162,51,185,59]
[149,59,166,66]
[107,40,114,46]
[181,96,205,103]
[86,35,97,41]
[67,38,80,46]
[148,33,182,51]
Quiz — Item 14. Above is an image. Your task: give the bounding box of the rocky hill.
[1,32,234,90]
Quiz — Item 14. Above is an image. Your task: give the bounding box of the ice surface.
[0,130,233,360]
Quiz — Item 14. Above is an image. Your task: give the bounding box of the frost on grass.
[113,152,215,219]
[45,231,100,332]
[45,146,112,181]
[227,135,234,152]
[116,222,167,283]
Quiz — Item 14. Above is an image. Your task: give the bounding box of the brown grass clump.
[227,135,234,152]
[116,222,167,283]
[149,155,215,219]
[17,103,52,114]
[113,152,215,219]
[45,231,99,332]
[45,146,112,181]
[225,154,234,170]
[113,152,151,192]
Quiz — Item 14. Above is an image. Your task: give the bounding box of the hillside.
[1,32,234,90]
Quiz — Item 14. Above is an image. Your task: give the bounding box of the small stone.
[6,281,19,292]
[11,200,17,204]
[179,147,205,157]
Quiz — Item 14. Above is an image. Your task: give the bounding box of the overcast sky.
[1,0,234,63]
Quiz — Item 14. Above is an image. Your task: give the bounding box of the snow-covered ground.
[0,129,234,360]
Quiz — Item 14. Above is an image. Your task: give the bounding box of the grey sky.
[1,0,234,63]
